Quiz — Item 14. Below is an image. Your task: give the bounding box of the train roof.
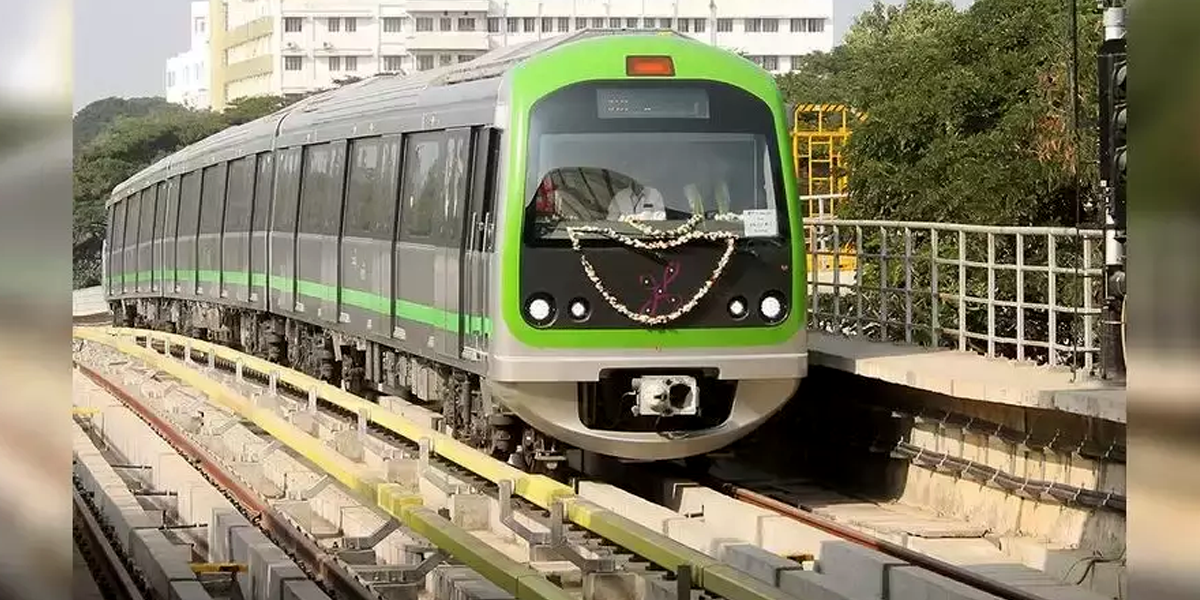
[108,29,696,204]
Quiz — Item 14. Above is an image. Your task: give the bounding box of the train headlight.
[568,297,591,321]
[524,294,556,326]
[727,296,749,320]
[759,292,787,323]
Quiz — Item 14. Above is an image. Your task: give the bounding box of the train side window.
[272,148,303,234]
[165,176,181,242]
[442,129,471,246]
[468,128,501,250]
[252,152,274,233]
[399,132,446,239]
[344,137,381,239]
[112,200,126,259]
[199,163,228,236]
[298,143,344,237]
[106,203,116,260]
[139,187,156,246]
[225,156,255,234]
[127,193,142,249]
[153,181,167,244]
[178,171,203,239]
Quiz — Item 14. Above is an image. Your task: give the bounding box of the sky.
[71,0,976,113]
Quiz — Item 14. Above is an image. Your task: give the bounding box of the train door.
[435,128,472,361]
[460,127,500,362]
[295,141,346,327]
[151,181,167,294]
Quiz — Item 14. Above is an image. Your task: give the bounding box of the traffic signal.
[1098,37,1127,229]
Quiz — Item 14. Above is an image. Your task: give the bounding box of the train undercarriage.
[112,297,571,475]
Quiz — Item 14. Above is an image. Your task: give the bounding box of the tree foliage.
[781,0,1103,227]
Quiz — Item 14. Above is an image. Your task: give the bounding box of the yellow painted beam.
[189,563,245,573]
[74,327,799,600]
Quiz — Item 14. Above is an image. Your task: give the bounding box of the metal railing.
[802,214,1104,375]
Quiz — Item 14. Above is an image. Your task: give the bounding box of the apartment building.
[165,1,212,110]
[204,0,833,110]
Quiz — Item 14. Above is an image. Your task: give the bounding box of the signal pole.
[1097,2,1126,382]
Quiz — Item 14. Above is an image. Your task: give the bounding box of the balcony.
[406,31,490,52]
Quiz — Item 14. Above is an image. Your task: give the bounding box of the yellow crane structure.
[792,103,861,274]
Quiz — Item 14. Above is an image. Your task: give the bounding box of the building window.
[716,18,732,32]
[693,18,707,32]
[345,56,358,71]
[643,18,654,28]
[383,55,403,72]
[609,17,621,28]
[592,18,605,28]
[506,17,518,33]
[790,56,805,69]
[417,55,434,70]
[542,17,554,32]
[791,18,826,33]
[745,18,762,32]
[487,17,501,32]
[416,17,433,32]
[284,55,303,70]
[438,54,453,66]
[439,17,452,31]
[457,54,474,63]
[625,17,638,28]
[345,17,356,32]
[327,17,340,32]
[557,17,570,31]
[523,17,535,32]
[762,55,778,70]
[458,17,475,31]
[194,17,205,34]
[763,19,779,32]
[383,17,403,32]
[659,18,672,28]
[678,19,690,32]
[284,17,303,32]
[576,17,587,29]
[328,56,342,71]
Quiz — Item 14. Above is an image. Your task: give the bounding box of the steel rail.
[79,326,797,600]
[709,480,1049,600]
[74,360,379,600]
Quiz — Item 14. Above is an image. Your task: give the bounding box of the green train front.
[488,35,808,460]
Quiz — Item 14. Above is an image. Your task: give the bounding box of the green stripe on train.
[107,270,493,336]
[499,34,808,349]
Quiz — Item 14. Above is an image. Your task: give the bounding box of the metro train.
[104,30,808,469]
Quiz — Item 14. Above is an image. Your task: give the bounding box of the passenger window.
[126,194,142,247]
[400,132,446,238]
[113,200,127,254]
[139,187,156,245]
[252,152,273,233]
[199,163,227,235]
[272,148,302,234]
[443,129,471,245]
[224,156,255,234]
[153,182,167,244]
[178,171,202,238]
[165,177,180,241]
[298,143,344,236]
[344,136,401,241]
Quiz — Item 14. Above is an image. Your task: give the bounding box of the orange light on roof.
[626,55,675,77]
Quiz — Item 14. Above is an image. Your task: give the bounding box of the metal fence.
[802,215,1105,376]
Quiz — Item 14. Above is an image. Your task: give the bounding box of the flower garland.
[565,213,743,326]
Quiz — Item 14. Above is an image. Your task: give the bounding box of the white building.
[208,0,833,109]
[165,1,211,110]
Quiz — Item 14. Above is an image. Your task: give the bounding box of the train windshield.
[523,80,789,244]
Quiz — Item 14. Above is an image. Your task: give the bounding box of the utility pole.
[1096,1,1126,382]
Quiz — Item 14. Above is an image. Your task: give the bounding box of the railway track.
[73,485,147,600]
[74,326,1096,600]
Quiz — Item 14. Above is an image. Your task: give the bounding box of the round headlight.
[727,296,749,319]
[524,294,556,326]
[759,292,787,323]
[568,298,590,321]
